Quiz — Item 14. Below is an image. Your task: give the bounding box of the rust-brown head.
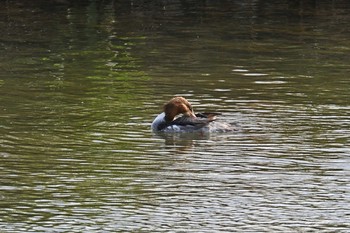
[163,96,196,122]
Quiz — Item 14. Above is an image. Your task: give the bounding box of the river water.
[1,1,350,232]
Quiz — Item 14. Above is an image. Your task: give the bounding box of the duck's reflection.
[153,131,211,151]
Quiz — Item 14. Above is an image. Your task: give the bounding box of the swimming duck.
[151,96,235,133]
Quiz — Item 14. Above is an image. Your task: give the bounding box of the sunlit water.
[1,1,350,232]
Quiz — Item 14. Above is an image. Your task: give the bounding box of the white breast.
[151,112,166,132]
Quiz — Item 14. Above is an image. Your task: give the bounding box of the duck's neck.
[164,114,174,122]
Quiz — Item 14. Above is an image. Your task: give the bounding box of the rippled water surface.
[1,1,350,232]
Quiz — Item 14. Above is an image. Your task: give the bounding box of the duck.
[151,96,236,133]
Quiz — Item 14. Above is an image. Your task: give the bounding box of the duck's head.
[163,96,196,122]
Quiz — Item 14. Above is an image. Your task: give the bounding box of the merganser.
[151,96,236,133]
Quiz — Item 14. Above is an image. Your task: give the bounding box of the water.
[1,1,350,232]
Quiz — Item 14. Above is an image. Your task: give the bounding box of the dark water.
[1,0,350,232]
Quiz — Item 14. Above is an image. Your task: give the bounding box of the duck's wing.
[158,113,221,131]
[195,112,221,119]
[171,113,216,128]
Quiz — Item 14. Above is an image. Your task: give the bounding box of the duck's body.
[151,97,235,133]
